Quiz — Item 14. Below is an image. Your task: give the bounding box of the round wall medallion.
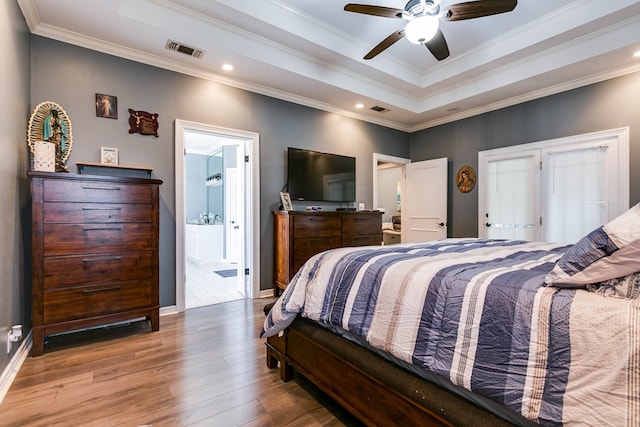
[456,166,476,193]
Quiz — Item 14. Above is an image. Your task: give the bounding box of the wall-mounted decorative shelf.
[76,162,153,179]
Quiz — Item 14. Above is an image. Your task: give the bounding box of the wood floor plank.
[0,298,362,426]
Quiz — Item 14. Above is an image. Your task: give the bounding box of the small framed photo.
[101,147,119,165]
[280,192,293,211]
[95,93,118,119]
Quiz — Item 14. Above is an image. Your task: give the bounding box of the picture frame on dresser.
[280,191,293,211]
[101,146,118,165]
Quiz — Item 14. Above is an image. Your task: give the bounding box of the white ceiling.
[17,0,640,132]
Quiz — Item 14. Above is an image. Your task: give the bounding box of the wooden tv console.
[272,210,382,295]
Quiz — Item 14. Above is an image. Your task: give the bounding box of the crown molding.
[410,62,640,132]
[30,23,413,132]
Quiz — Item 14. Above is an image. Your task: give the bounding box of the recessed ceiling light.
[355,103,364,109]
[222,64,234,71]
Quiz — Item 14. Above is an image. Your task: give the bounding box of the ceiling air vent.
[165,40,205,59]
[370,105,390,113]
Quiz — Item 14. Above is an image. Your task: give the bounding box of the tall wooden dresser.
[273,210,382,295]
[28,171,163,356]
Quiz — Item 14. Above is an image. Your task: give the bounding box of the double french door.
[478,128,629,244]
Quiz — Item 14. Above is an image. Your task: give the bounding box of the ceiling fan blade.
[425,29,450,61]
[444,0,517,21]
[344,4,404,18]
[364,29,405,60]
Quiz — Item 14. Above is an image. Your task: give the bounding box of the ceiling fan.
[344,0,517,61]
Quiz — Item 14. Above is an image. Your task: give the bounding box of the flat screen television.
[287,147,356,202]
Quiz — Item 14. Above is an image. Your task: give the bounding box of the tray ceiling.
[18,0,640,131]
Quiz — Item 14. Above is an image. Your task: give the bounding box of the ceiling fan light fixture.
[405,15,439,45]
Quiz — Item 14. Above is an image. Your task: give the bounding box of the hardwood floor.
[0,299,362,427]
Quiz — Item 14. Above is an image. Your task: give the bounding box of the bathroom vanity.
[185,223,223,263]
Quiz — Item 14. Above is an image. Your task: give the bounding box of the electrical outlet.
[6,325,23,353]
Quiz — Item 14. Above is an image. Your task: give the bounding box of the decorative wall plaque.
[128,109,159,137]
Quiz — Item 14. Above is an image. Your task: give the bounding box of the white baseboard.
[259,289,275,298]
[0,331,32,405]
[160,305,178,316]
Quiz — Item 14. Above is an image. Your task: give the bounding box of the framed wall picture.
[456,166,476,193]
[101,147,119,165]
[95,93,118,119]
[280,192,293,211]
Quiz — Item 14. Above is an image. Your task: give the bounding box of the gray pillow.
[545,203,640,287]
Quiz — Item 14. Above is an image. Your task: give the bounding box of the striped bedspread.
[262,239,640,426]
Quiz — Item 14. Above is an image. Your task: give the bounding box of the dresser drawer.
[44,251,152,289]
[293,236,341,265]
[293,215,341,238]
[342,214,381,235]
[342,214,381,246]
[44,180,152,203]
[43,223,153,256]
[43,280,153,324]
[343,233,381,247]
[44,202,152,224]
[383,231,401,245]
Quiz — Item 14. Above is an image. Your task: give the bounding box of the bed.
[262,204,640,426]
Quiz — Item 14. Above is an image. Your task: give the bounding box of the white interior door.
[225,168,238,263]
[225,164,245,296]
[402,158,448,243]
[480,151,540,240]
[542,144,609,243]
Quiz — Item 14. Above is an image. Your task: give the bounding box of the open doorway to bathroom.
[175,120,260,312]
[184,139,243,308]
[373,153,410,244]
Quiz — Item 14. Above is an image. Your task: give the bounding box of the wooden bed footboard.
[266,317,528,427]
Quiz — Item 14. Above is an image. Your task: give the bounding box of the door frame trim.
[174,119,260,312]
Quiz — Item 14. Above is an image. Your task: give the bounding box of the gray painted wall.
[29,36,410,306]
[410,72,640,238]
[0,2,30,371]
